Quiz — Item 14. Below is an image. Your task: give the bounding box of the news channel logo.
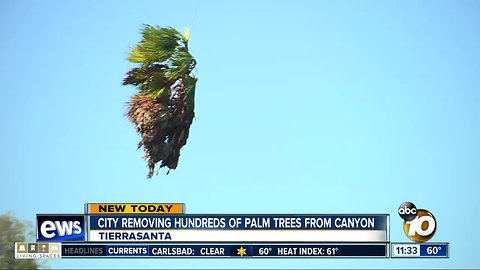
[398,202,436,243]
[36,215,85,242]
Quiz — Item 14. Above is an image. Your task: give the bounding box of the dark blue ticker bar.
[61,243,388,258]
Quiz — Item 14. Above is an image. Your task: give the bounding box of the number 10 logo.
[398,202,437,243]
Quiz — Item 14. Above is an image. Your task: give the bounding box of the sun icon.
[237,246,247,257]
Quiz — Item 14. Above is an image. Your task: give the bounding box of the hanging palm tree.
[123,25,197,178]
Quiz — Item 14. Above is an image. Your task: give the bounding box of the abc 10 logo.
[398,202,436,242]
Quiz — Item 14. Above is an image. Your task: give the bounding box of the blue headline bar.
[88,215,388,230]
[89,214,388,230]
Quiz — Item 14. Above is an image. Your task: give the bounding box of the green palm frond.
[184,75,197,107]
[125,25,196,99]
[123,64,173,100]
[128,25,183,65]
[165,48,196,81]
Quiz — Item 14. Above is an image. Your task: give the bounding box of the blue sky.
[1,0,479,268]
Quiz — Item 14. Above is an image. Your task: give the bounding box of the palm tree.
[123,25,197,178]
